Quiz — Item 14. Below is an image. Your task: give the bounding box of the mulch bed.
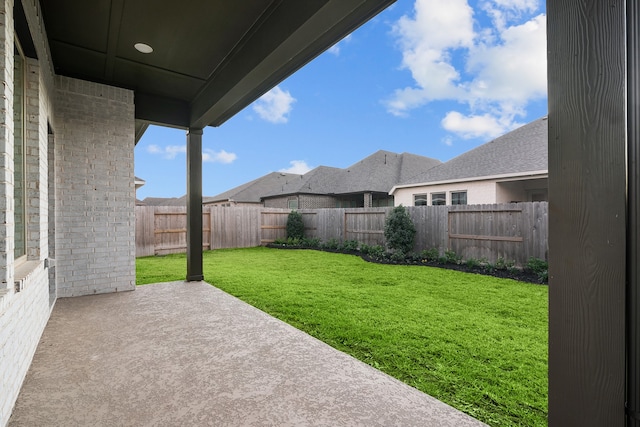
[266,244,547,285]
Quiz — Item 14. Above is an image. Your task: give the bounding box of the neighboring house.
[261,150,441,209]
[140,196,187,207]
[205,172,301,207]
[390,117,548,206]
[0,1,393,425]
[134,176,146,205]
[135,176,146,191]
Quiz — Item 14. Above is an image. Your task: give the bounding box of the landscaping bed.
[267,242,547,285]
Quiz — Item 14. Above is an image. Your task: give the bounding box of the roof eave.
[190,0,396,129]
[389,170,549,195]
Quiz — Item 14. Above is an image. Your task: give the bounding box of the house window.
[414,194,428,206]
[431,192,446,206]
[288,199,298,209]
[14,40,26,261]
[373,196,394,207]
[451,191,467,205]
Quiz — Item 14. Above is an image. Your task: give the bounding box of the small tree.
[286,210,305,240]
[384,205,416,254]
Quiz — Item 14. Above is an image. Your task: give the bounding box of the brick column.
[364,192,372,208]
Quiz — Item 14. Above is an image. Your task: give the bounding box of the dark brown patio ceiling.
[39,0,395,140]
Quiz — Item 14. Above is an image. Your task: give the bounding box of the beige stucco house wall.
[392,173,548,207]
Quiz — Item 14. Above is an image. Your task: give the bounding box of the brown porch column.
[627,1,640,425]
[186,128,204,281]
[548,1,626,425]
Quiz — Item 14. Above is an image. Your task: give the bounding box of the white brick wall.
[0,265,49,427]
[0,1,56,425]
[0,0,15,287]
[1,0,137,424]
[54,76,136,297]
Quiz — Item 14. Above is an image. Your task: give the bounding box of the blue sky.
[134,0,547,200]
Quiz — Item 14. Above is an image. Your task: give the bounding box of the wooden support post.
[547,1,626,425]
[186,128,204,281]
[627,1,640,425]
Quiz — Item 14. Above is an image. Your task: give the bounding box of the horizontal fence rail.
[136,203,548,265]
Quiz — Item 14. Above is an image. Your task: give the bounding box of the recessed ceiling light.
[134,43,153,54]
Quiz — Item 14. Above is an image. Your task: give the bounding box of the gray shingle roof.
[140,196,187,206]
[398,117,548,186]
[206,172,302,204]
[262,150,441,198]
[262,166,345,197]
[337,151,441,193]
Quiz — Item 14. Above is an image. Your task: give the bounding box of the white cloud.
[253,86,296,124]
[482,0,539,30]
[146,144,162,154]
[442,135,454,146]
[279,160,313,175]
[203,149,237,164]
[164,145,186,159]
[386,0,546,139]
[146,144,237,164]
[441,111,519,139]
[146,144,186,159]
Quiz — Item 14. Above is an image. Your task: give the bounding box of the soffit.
[39,0,395,137]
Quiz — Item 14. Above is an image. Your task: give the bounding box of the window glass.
[431,192,446,206]
[451,191,467,205]
[288,199,298,210]
[414,194,428,206]
[14,41,26,260]
[373,197,393,207]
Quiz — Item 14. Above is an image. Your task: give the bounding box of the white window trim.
[430,192,446,206]
[450,190,468,205]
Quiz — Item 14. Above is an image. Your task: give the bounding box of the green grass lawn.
[137,247,548,427]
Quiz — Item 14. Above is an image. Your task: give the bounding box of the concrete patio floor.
[9,281,486,426]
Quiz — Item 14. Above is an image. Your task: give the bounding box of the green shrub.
[302,237,321,248]
[323,238,340,250]
[360,245,384,259]
[466,258,481,268]
[390,250,406,263]
[273,238,287,245]
[526,257,548,282]
[341,240,359,252]
[286,237,302,246]
[384,205,416,254]
[286,210,305,240]
[495,257,515,271]
[420,248,440,262]
[405,252,423,264]
[444,249,462,264]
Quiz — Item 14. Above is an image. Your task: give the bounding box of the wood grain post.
[548,1,626,425]
[627,1,640,424]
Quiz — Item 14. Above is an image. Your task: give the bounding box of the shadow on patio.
[9,281,485,426]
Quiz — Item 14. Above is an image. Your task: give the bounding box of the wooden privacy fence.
[136,202,548,265]
[136,205,268,257]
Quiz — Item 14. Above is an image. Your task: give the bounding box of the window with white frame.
[431,192,446,206]
[451,191,467,205]
[14,39,26,262]
[414,194,428,206]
